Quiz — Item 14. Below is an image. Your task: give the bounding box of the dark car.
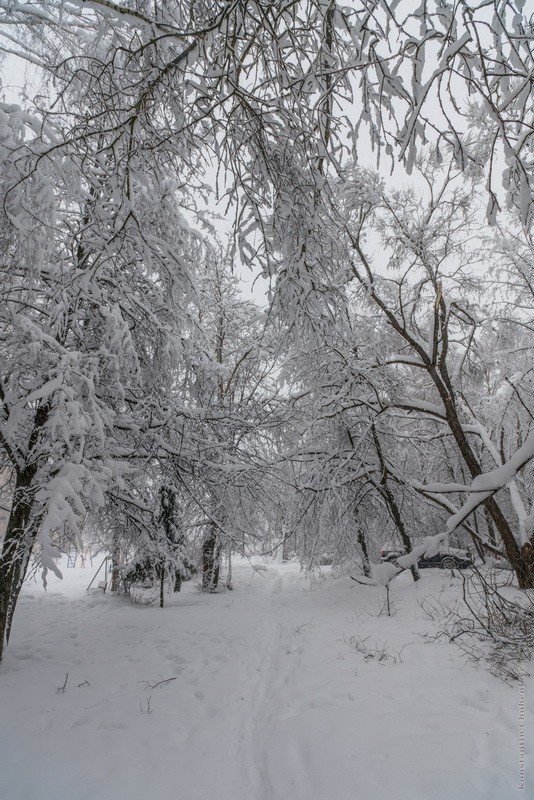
[418,548,473,570]
[380,544,472,569]
[380,543,404,563]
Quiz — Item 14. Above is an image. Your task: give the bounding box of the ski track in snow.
[0,558,532,800]
[236,567,282,799]
[234,567,314,800]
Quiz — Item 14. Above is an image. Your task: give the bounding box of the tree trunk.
[202,525,221,592]
[432,366,534,588]
[0,467,39,661]
[371,424,419,582]
[226,547,233,590]
[381,485,420,583]
[159,565,165,608]
[357,528,371,578]
[111,533,121,593]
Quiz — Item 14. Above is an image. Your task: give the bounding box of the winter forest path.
[0,559,531,800]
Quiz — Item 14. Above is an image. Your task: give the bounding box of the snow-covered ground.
[0,558,531,800]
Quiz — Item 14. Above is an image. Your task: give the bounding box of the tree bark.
[433,371,534,587]
[357,528,371,578]
[371,424,419,582]
[202,524,221,592]
[111,532,121,593]
[159,565,165,608]
[0,467,39,661]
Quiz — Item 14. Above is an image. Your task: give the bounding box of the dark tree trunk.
[159,565,165,608]
[202,525,221,592]
[483,508,498,548]
[357,528,371,578]
[381,487,420,583]
[433,376,534,588]
[471,515,486,563]
[111,533,121,593]
[371,425,419,582]
[226,548,233,590]
[0,467,39,661]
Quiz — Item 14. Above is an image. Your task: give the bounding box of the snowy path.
[0,559,531,800]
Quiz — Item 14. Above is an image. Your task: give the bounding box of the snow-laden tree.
[335,153,534,587]
[2,0,534,658]
[2,1,534,263]
[276,302,426,578]
[266,145,534,586]
[176,253,284,590]
[0,101,206,659]
[0,97,283,655]
[118,483,193,606]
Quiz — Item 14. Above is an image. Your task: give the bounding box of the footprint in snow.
[98,720,127,730]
